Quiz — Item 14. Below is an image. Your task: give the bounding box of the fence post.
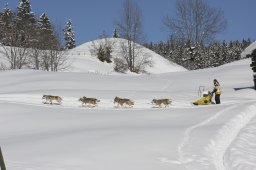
[0,147,6,170]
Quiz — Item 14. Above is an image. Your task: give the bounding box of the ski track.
[206,103,256,170]
[176,103,240,170]
[172,101,256,170]
[223,104,256,170]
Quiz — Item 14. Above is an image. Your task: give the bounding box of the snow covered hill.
[66,38,186,74]
[0,58,256,170]
[0,38,186,74]
[241,41,256,58]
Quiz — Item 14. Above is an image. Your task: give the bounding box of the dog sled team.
[42,95,172,108]
[42,79,221,108]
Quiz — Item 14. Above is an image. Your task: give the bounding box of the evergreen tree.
[16,0,36,47]
[38,13,66,71]
[16,0,35,23]
[0,9,3,42]
[220,40,228,65]
[63,19,76,49]
[38,13,52,33]
[0,4,15,45]
[143,37,251,70]
[232,42,239,61]
[38,13,55,49]
[113,28,119,38]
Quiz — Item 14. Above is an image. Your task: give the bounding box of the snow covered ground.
[0,58,256,170]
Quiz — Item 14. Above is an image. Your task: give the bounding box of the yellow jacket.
[213,85,221,95]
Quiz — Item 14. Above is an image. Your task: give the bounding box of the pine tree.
[1,5,13,26]
[38,13,55,49]
[38,13,52,33]
[63,19,76,49]
[251,49,256,90]
[0,4,15,45]
[113,28,119,38]
[38,13,65,71]
[0,9,3,41]
[16,0,36,47]
[0,4,18,46]
[17,0,35,23]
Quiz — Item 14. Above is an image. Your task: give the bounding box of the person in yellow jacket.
[212,79,221,104]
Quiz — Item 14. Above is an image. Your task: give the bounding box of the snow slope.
[241,41,256,58]
[0,58,256,170]
[66,38,186,74]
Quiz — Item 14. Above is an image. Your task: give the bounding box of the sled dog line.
[42,95,172,108]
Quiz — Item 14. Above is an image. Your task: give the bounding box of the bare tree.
[39,47,69,72]
[0,46,29,69]
[28,45,42,70]
[0,62,8,71]
[118,41,152,73]
[0,23,30,69]
[116,0,151,73]
[41,24,69,72]
[163,0,227,46]
[90,33,115,63]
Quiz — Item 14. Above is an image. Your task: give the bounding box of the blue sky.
[1,0,256,45]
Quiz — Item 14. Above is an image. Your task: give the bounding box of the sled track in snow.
[6,160,69,170]
[0,94,243,111]
[223,107,256,170]
[0,94,198,110]
[176,101,256,170]
[177,103,240,169]
[209,103,255,170]
[0,97,176,111]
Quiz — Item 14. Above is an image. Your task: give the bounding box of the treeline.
[144,39,252,70]
[0,0,75,71]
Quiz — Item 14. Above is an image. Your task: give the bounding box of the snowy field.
[0,58,256,170]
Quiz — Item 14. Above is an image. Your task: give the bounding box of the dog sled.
[193,91,212,105]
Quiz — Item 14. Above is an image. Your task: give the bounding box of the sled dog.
[151,99,172,107]
[79,96,100,107]
[42,95,62,104]
[114,97,134,108]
